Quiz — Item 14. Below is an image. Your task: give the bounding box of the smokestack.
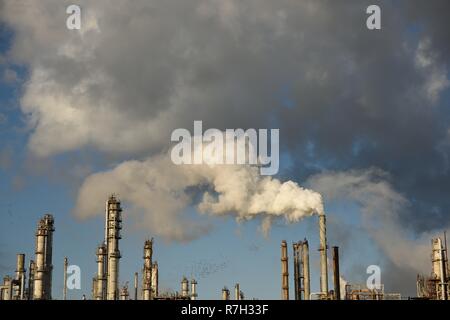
[281,240,289,300]
[181,277,189,298]
[151,262,158,297]
[63,257,68,300]
[105,195,122,300]
[222,287,230,300]
[293,243,299,300]
[134,272,138,300]
[142,239,153,300]
[191,279,197,300]
[302,239,310,300]
[33,214,55,300]
[15,254,26,300]
[318,214,328,297]
[332,246,341,300]
[234,283,240,300]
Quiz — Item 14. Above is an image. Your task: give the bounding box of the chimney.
[332,246,341,300]
[105,195,122,300]
[302,239,310,300]
[318,214,328,297]
[281,240,289,300]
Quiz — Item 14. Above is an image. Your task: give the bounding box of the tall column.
[302,240,310,300]
[33,214,54,300]
[319,214,328,297]
[95,244,107,300]
[15,254,26,300]
[281,240,289,300]
[191,279,197,300]
[332,246,341,300]
[142,239,153,300]
[105,196,122,300]
[151,262,158,297]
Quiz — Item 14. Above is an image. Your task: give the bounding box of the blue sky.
[1,0,450,300]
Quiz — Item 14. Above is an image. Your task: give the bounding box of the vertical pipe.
[292,243,299,300]
[134,272,138,300]
[281,240,289,300]
[319,214,328,297]
[28,260,35,300]
[302,240,310,300]
[191,279,197,300]
[332,246,341,300]
[63,257,68,300]
[438,238,447,300]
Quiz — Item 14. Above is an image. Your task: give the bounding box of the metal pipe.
[281,240,289,300]
[63,257,68,300]
[293,243,299,300]
[332,246,341,300]
[319,214,328,297]
[302,240,310,300]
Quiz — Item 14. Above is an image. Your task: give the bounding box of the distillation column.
[191,279,197,300]
[95,244,107,300]
[302,240,310,300]
[151,262,158,297]
[105,196,122,300]
[134,272,138,300]
[293,242,302,300]
[181,277,189,298]
[281,240,289,300]
[234,283,240,300]
[222,287,230,300]
[142,239,153,300]
[33,214,55,300]
[27,260,35,300]
[318,214,328,297]
[14,254,26,300]
[63,257,68,300]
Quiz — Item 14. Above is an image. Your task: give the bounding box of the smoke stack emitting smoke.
[74,140,324,241]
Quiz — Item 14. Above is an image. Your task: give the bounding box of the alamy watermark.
[171,121,279,176]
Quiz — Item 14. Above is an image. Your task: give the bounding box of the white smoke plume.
[74,151,324,242]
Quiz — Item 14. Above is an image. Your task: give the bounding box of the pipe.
[319,214,328,297]
[293,243,299,300]
[332,246,341,300]
[302,240,310,300]
[106,196,122,300]
[438,238,448,300]
[191,279,197,300]
[63,257,68,300]
[134,272,138,300]
[281,240,289,300]
[142,239,153,300]
[222,287,230,300]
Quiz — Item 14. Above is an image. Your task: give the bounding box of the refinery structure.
[0,195,449,300]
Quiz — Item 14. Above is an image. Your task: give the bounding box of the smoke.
[306,168,431,280]
[74,150,324,242]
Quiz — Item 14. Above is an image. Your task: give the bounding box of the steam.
[74,151,324,242]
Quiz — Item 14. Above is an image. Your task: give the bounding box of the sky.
[0,0,450,299]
